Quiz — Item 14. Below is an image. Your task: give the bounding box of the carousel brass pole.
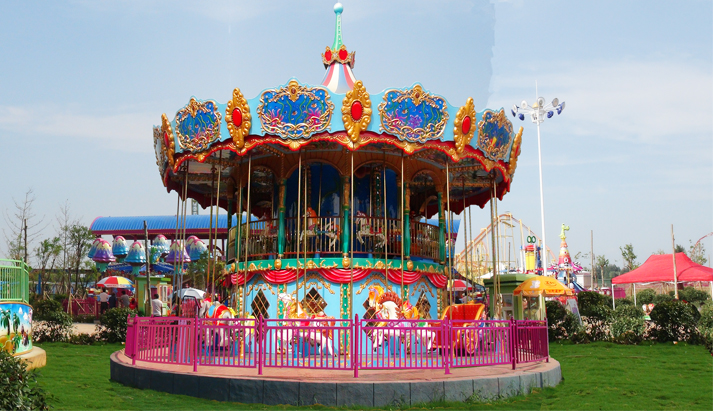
[173,189,180,299]
[490,176,500,318]
[295,151,302,305]
[350,150,354,319]
[463,176,470,283]
[143,221,151,317]
[400,153,404,300]
[318,163,323,254]
[494,179,501,305]
[233,159,243,312]
[445,161,452,318]
[242,155,252,318]
[208,164,215,296]
[213,151,223,298]
[179,166,189,316]
[383,153,388,286]
[303,161,308,304]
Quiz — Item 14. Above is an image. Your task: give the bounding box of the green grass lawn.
[34,342,712,410]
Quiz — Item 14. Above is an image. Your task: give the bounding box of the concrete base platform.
[110,351,561,407]
[17,347,47,370]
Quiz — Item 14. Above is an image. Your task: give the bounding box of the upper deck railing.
[227,216,442,263]
[0,259,31,304]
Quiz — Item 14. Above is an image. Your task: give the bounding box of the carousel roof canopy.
[90,215,252,239]
[152,3,524,212]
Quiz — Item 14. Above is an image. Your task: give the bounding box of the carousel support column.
[296,151,303,304]
[438,191,446,264]
[277,178,286,258]
[213,152,223,297]
[243,155,252,318]
[233,163,243,313]
[403,183,411,260]
[446,161,453,317]
[208,164,216,294]
[349,150,355,319]
[341,175,350,257]
[400,153,405,299]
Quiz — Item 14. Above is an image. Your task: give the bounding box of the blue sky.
[1,0,711,269]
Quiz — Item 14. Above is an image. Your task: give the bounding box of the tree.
[596,255,609,288]
[689,240,708,266]
[2,189,45,263]
[674,244,686,254]
[619,244,638,271]
[68,224,95,292]
[34,237,62,296]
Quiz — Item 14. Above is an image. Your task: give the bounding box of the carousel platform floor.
[110,350,561,407]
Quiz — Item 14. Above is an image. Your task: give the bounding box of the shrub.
[653,293,674,305]
[68,333,98,345]
[0,349,48,410]
[32,311,73,343]
[32,299,61,322]
[545,301,567,341]
[636,289,657,305]
[577,291,610,316]
[611,304,645,344]
[616,297,635,307]
[650,300,700,342]
[51,294,68,303]
[679,287,710,304]
[580,304,612,342]
[97,308,136,343]
[698,301,713,354]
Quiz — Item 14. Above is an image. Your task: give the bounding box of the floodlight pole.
[512,86,565,274]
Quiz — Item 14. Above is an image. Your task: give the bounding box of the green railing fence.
[0,259,30,304]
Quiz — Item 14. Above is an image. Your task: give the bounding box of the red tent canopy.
[612,252,713,284]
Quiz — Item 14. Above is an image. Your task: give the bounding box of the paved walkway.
[72,323,98,335]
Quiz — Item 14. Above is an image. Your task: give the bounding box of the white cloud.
[489,58,713,144]
[0,105,156,153]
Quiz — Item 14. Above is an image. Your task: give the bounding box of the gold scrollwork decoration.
[508,127,523,176]
[226,87,252,150]
[153,126,167,180]
[160,113,176,171]
[453,97,476,155]
[341,80,372,143]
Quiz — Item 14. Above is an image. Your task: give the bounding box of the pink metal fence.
[262,318,352,371]
[357,317,447,372]
[514,320,549,364]
[124,315,548,377]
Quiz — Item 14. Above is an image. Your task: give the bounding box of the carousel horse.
[276,293,336,357]
[299,207,341,250]
[355,211,386,249]
[198,297,235,348]
[367,286,435,352]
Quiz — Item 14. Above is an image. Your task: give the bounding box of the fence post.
[545,318,549,363]
[444,317,451,375]
[510,318,517,370]
[353,314,359,378]
[193,317,199,372]
[258,315,264,375]
[132,315,138,366]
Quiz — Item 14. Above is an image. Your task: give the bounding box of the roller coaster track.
[455,213,556,281]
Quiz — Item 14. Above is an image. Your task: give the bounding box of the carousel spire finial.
[321,2,356,93]
[332,3,344,50]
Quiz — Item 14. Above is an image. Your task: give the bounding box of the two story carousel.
[152,3,522,323]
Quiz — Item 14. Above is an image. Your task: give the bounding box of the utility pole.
[671,224,678,299]
[23,218,28,264]
[590,230,594,289]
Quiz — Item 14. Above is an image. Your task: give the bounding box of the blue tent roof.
[91,215,253,239]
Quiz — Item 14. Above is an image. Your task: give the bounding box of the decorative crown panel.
[378,84,448,144]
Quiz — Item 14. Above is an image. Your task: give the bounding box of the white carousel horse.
[298,208,341,251]
[366,286,435,353]
[355,211,386,249]
[276,293,336,357]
